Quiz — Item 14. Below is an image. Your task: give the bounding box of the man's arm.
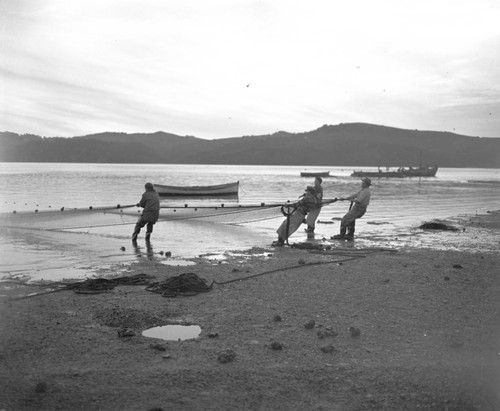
[340,193,357,201]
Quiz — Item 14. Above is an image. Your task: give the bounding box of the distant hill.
[1,123,499,167]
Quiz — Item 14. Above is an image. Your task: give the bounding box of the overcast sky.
[1,0,500,139]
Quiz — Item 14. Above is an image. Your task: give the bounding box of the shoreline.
[2,207,499,286]
[1,211,499,410]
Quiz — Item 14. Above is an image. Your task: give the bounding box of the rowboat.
[154,181,239,197]
[351,165,438,178]
[300,171,330,177]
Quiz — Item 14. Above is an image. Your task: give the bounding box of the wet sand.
[0,211,499,410]
[2,202,499,285]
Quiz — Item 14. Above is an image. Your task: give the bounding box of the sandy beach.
[1,211,499,410]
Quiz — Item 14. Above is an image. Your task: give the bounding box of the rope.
[159,205,282,222]
[43,221,136,231]
[214,247,395,286]
[3,203,137,216]
[160,203,283,209]
[214,256,365,285]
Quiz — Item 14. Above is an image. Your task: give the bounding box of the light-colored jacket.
[351,187,371,210]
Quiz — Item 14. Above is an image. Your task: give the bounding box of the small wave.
[468,180,500,185]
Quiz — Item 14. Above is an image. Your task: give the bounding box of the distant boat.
[351,169,402,178]
[402,165,439,177]
[300,171,330,177]
[154,181,239,197]
[351,165,438,178]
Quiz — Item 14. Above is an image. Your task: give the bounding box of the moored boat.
[300,171,330,177]
[154,181,239,197]
[351,165,438,178]
[351,169,403,178]
[403,165,438,177]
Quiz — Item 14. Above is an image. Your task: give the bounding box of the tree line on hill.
[1,123,499,168]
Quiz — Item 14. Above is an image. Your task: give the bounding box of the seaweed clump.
[419,222,459,231]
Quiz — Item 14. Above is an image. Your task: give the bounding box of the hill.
[0,123,499,167]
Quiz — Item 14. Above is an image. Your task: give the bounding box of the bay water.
[0,163,499,282]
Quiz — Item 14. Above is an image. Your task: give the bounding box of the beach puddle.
[26,267,92,283]
[228,252,272,259]
[142,324,201,341]
[199,252,227,261]
[160,260,196,267]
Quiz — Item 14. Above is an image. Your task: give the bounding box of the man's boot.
[272,237,285,246]
[346,223,355,240]
[331,225,346,240]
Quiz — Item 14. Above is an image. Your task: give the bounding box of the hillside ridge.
[1,123,499,167]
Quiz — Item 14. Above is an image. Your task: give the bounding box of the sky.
[1,0,500,139]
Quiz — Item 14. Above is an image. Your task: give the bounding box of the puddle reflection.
[142,324,201,341]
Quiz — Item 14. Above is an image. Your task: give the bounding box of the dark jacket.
[139,190,160,223]
[297,191,317,214]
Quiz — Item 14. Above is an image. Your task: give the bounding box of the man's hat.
[361,177,372,186]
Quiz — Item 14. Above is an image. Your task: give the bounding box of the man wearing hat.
[273,185,318,246]
[332,177,372,240]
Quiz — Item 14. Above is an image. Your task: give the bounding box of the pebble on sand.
[217,349,236,363]
[349,327,361,338]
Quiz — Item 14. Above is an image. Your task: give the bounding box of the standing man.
[332,177,371,241]
[305,176,324,234]
[132,182,160,242]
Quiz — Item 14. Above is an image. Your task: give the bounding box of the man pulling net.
[272,186,319,246]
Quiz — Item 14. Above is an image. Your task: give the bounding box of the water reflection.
[132,239,155,260]
[142,324,201,341]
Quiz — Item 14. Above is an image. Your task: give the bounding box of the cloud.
[1,0,500,138]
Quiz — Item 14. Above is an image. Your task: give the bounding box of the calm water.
[0,163,499,282]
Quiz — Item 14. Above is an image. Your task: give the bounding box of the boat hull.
[403,166,438,177]
[154,181,239,197]
[351,166,438,178]
[351,171,403,178]
[300,171,330,177]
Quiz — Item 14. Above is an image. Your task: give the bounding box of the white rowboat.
[154,181,239,197]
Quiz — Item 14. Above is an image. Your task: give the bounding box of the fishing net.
[0,199,337,232]
[145,273,213,297]
[159,204,284,224]
[67,273,154,294]
[0,205,138,231]
[5,273,155,301]
[0,202,286,231]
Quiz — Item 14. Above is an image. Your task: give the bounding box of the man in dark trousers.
[332,177,371,241]
[132,182,160,242]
